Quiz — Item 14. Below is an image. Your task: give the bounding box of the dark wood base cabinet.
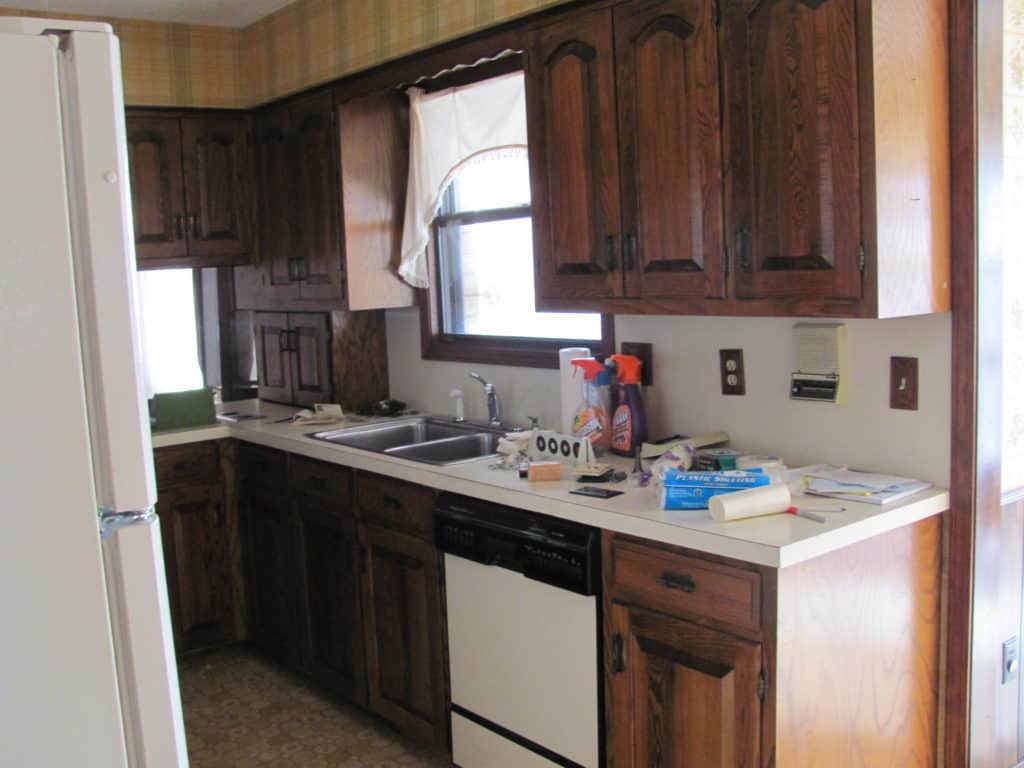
[603,515,943,767]
[236,447,447,751]
[154,441,239,655]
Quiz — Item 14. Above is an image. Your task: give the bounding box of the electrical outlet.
[890,357,919,410]
[719,349,746,396]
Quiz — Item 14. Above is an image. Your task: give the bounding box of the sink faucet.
[469,372,502,427]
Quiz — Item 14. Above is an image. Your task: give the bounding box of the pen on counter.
[785,507,827,523]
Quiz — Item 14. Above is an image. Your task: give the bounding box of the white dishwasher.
[435,493,601,768]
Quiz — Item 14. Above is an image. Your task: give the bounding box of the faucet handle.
[469,371,494,392]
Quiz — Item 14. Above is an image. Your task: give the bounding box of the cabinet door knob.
[187,212,199,239]
[603,234,618,272]
[624,233,638,271]
[736,227,751,270]
[174,213,184,240]
[381,495,402,511]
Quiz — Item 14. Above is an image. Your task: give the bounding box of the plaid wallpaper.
[0,0,568,108]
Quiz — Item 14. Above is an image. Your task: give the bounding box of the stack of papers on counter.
[790,464,932,505]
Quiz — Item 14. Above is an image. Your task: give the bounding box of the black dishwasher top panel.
[434,493,599,595]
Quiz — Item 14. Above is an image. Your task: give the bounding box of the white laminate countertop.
[151,400,949,569]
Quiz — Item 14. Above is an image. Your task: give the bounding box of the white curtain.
[134,269,204,398]
[398,70,528,288]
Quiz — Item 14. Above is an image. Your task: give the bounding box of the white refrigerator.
[0,17,188,768]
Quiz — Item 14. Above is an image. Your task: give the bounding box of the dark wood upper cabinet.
[291,93,344,302]
[253,104,297,293]
[528,0,949,317]
[615,0,725,301]
[181,117,253,260]
[528,8,624,301]
[607,602,763,767]
[127,112,254,270]
[126,117,188,265]
[720,0,862,304]
[253,311,332,407]
[288,312,332,407]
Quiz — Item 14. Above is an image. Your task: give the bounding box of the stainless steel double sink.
[309,416,504,466]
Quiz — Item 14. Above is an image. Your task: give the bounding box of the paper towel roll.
[709,484,792,522]
[559,347,590,434]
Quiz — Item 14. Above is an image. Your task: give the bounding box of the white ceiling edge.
[4,0,295,27]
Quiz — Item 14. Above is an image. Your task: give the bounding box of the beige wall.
[0,7,245,107]
[2,0,570,107]
[386,310,953,487]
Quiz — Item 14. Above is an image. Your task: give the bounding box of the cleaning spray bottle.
[608,354,648,457]
[570,357,612,453]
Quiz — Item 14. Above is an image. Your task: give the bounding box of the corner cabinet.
[127,112,254,269]
[236,88,413,312]
[527,0,949,318]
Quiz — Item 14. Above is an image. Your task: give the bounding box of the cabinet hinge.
[858,245,867,273]
[723,247,730,277]
[758,669,768,702]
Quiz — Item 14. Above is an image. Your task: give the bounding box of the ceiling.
[6,0,294,27]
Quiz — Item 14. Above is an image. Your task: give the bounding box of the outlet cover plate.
[720,349,746,396]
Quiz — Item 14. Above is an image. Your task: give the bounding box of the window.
[433,152,603,342]
[410,66,612,367]
[135,268,204,396]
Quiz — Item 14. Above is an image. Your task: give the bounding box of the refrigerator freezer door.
[58,28,157,514]
[103,516,189,768]
[0,29,129,768]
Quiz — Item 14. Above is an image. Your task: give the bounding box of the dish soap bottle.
[570,357,612,453]
[609,354,648,457]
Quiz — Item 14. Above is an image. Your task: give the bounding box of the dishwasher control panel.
[435,493,599,596]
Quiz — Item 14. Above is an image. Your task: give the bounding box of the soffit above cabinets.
[4,0,293,27]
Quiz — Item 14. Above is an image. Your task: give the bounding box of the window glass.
[435,152,603,342]
[135,268,204,396]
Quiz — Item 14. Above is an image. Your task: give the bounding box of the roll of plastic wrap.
[559,346,590,434]
[708,483,792,522]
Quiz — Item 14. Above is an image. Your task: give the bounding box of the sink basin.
[385,433,501,465]
[309,417,504,465]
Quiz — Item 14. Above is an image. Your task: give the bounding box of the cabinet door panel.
[616,0,725,300]
[291,92,344,302]
[253,312,292,403]
[288,313,332,407]
[243,488,299,667]
[126,116,187,266]
[607,602,761,767]
[360,523,447,748]
[721,0,863,302]
[528,9,623,300]
[297,498,365,704]
[253,105,296,291]
[181,116,252,262]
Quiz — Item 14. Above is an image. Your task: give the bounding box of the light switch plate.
[890,356,919,410]
[1003,636,1019,684]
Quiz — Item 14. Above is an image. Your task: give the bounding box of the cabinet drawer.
[357,473,435,542]
[154,442,219,488]
[238,443,288,493]
[609,536,761,633]
[289,455,352,511]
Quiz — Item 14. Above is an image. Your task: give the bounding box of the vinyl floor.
[178,648,450,768]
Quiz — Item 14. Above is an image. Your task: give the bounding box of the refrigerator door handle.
[99,506,156,539]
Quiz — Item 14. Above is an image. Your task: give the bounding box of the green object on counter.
[150,388,216,432]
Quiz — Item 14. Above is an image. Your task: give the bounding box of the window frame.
[416,65,613,369]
